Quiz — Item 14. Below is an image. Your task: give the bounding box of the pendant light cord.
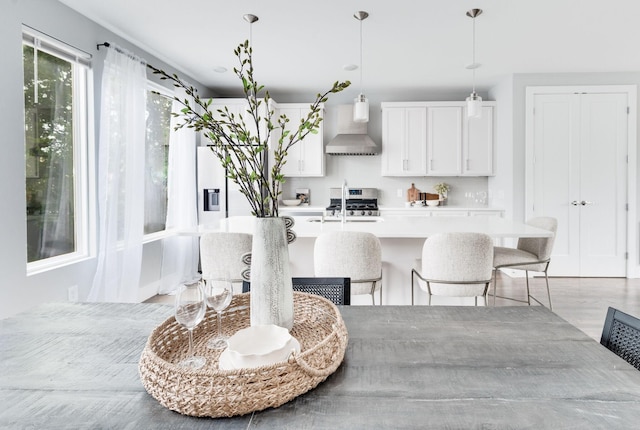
[471,15,476,93]
[359,17,364,95]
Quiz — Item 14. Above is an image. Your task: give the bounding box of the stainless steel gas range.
[325,187,379,217]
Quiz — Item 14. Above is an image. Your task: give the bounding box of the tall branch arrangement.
[148,41,350,217]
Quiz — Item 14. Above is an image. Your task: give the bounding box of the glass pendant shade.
[466,92,482,119]
[353,94,369,123]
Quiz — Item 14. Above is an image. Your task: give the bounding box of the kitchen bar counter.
[210,215,551,305]
[3,302,640,428]
[217,215,551,239]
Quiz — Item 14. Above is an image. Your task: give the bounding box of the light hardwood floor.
[492,274,640,341]
[146,275,640,342]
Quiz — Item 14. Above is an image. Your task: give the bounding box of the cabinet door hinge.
[627,106,630,114]
[625,252,629,260]
[625,203,629,211]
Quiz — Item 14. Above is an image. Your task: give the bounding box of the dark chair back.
[242,277,351,306]
[600,307,640,370]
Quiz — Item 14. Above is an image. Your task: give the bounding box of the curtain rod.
[96,41,147,65]
[97,41,196,90]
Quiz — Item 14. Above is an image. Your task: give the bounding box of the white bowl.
[282,199,301,206]
[426,200,440,207]
[225,324,299,369]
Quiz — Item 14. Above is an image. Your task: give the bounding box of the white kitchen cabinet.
[426,106,463,175]
[273,103,324,177]
[469,210,503,218]
[427,102,495,176]
[381,104,428,176]
[381,101,495,177]
[463,105,495,176]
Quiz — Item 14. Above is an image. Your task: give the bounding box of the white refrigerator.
[197,146,254,226]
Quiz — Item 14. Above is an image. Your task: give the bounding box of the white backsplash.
[281,156,489,208]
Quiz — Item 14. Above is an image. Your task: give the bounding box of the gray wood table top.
[2,302,640,429]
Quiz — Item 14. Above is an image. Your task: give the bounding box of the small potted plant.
[434,182,450,205]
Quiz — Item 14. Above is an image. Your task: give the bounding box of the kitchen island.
[213,215,552,305]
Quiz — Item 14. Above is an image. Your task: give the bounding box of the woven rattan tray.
[138,292,348,418]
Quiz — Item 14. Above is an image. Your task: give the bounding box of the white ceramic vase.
[249,217,294,330]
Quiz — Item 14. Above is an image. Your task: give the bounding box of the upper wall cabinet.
[381,103,428,176]
[426,105,463,175]
[427,103,495,176]
[381,101,496,177]
[463,105,494,176]
[271,103,325,177]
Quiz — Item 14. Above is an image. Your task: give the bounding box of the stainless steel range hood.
[325,105,379,155]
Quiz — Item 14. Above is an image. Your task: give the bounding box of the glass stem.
[187,328,194,358]
[217,312,222,337]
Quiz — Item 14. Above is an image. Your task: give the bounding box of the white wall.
[0,0,210,318]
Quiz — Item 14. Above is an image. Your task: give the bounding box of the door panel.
[532,94,580,274]
[427,107,462,175]
[578,94,627,276]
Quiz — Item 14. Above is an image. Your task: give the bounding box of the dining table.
[2,300,640,429]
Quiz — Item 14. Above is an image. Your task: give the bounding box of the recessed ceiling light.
[213,66,228,73]
[343,64,358,71]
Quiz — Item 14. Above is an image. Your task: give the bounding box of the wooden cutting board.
[407,183,420,202]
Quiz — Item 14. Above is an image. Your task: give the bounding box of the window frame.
[23,27,95,275]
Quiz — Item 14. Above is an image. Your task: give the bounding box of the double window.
[23,28,174,271]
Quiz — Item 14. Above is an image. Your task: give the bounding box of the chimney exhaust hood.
[325,105,379,155]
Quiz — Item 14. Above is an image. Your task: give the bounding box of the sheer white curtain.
[89,45,147,302]
[159,92,199,294]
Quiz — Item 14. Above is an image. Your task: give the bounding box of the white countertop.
[378,206,503,212]
[278,205,503,213]
[206,215,551,239]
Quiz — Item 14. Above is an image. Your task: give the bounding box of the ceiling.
[59,0,640,98]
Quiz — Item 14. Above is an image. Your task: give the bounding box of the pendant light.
[243,13,259,39]
[353,11,369,123]
[465,8,483,119]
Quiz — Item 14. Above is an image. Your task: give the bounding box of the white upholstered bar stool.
[492,217,557,309]
[411,232,494,306]
[314,231,383,305]
[200,232,252,294]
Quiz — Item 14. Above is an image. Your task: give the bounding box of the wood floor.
[492,274,640,341]
[146,275,640,342]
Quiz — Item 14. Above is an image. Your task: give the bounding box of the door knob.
[581,200,593,206]
[571,200,580,206]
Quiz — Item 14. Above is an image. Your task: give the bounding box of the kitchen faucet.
[341,180,348,223]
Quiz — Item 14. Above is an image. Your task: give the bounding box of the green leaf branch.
[148,41,350,217]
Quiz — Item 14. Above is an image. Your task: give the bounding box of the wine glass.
[204,278,234,349]
[174,279,207,369]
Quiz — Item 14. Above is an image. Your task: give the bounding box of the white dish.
[219,336,300,370]
[222,325,300,370]
[426,200,440,207]
[282,199,302,206]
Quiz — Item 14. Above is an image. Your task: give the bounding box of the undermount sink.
[307,217,384,223]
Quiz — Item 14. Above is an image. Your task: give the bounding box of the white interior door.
[528,89,628,276]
